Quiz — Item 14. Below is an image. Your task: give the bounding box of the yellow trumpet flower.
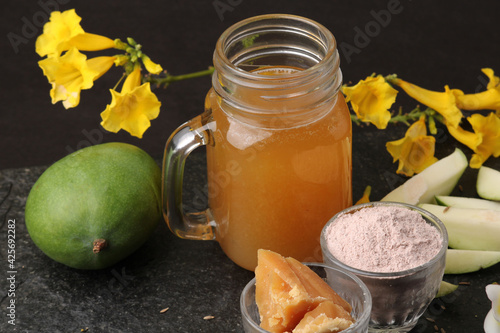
[355,186,372,205]
[392,78,464,128]
[342,75,397,129]
[36,9,114,57]
[38,47,115,108]
[447,112,500,168]
[100,66,161,138]
[386,116,438,176]
[456,68,500,114]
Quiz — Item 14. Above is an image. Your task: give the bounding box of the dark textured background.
[2,0,500,170]
[1,1,500,332]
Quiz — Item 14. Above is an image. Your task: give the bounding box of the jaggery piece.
[285,257,352,313]
[255,249,319,332]
[255,249,354,333]
[292,301,354,333]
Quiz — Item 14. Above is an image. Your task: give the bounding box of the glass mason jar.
[163,14,352,271]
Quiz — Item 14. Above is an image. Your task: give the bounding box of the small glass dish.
[320,201,448,332]
[240,262,372,333]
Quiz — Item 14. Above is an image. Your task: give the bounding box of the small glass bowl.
[240,262,372,333]
[320,202,448,333]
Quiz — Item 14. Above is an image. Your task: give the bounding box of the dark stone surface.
[0,154,255,332]
[1,125,499,332]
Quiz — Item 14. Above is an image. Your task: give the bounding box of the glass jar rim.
[214,13,338,82]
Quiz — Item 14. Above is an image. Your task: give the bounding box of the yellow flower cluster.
[36,9,162,138]
[36,10,116,109]
[37,9,499,175]
[343,71,500,174]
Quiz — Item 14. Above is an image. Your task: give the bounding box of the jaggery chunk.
[292,301,354,333]
[255,249,354,333]
[255,249,316,332]
[286,257,352,313]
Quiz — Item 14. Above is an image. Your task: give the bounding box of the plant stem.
[388,112,423,125]
[168,67,214,82]
[113,73,127,91]
[351,106,444,128]
[146,67,214,87]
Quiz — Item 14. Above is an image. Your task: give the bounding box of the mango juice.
[205,75,352,270]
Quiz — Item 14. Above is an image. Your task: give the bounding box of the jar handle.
[162,114,216,240]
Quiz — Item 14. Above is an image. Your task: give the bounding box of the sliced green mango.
[421,204,500,251]
[445,249,500,274]
[477,166,500,201]
[435,196,500,211]
[435,281,458,298]
[382,148,467,205]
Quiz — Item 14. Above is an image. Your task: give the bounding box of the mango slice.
[255,249,354,333]
[381,148,467,205]
[292,301,354,333]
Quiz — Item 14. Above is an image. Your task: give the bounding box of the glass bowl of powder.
[320,201,448,333]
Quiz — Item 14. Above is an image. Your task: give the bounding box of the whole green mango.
[25,142,161,269]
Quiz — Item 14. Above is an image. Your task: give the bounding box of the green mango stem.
[93,239,108,253]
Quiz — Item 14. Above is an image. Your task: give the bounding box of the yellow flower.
[484,68,500,89]
[456,68,500,114]
[447,112,500,168]
[100,67,161,138]
[355,186,372,205]
[70,33,116,52]
[38,47,115,108]
[142,55,163,74]
[386,116,438,176]
[392,78,464,128]
[342,75,397,129]
[36,9,114,57]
